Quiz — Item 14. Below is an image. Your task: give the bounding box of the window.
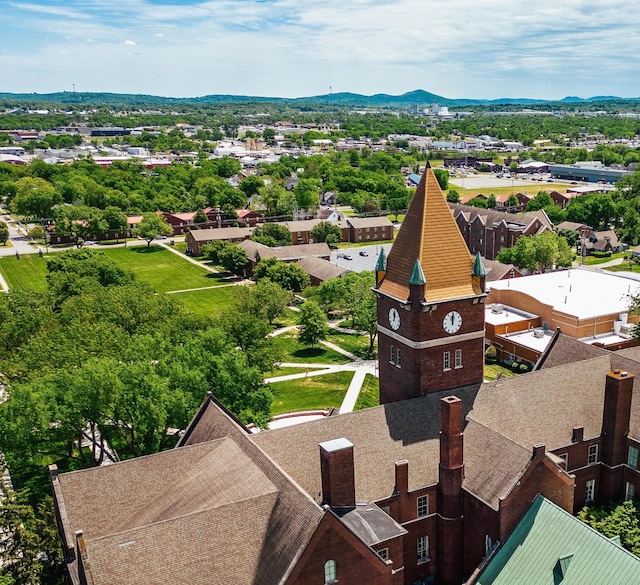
[626,482,636,501]
[417,535,429,563]
[484,535,495,558]
[390,345,396,365]
[324,560,337,584]
[455,349,463,369]
[396,348,402,369]
[378,548,389,561]
[588,444,598,465]
[443,351,451,371]
[558,453,568,468]
[417,495,429,517]
[366,227,370,232]
[629,446,639,469]
[586,479,595,503]
[381,506,390,515]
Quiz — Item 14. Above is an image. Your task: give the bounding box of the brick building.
[52,168,640,585]
[450,204,552,261]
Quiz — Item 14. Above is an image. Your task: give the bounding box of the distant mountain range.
[0,89,637,108]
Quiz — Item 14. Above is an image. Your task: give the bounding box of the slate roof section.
[337,503,408,546]
[469,356,614,451]
[296,255,350,282]
[535,331,609,371]
[476,495,640,584]
[56,396,323,585]
[462,419,532,510]
[377,168,477,302]
[252,384,482,503]
[257,242,331,261]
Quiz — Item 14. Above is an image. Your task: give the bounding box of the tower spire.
[376,167,474,303]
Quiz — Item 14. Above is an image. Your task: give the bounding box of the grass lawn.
[269,370,353,415]
[582,252,625,266]
[172,242,188,254]
[353,374,379,410]
[101,246,219,293]
[272,333,352,364]
[168,286,236,316]
[268,365,326,377]
[484,363,517,381]
[606,262,639,273]
[327,330,375,359]
[272,307,300,328]
[0,253,49,292]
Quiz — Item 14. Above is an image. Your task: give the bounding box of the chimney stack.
[438,396,464,585]
[319,438,356,509]
[600,369,634,500]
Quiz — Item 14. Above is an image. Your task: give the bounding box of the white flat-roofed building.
[487,269,640,345]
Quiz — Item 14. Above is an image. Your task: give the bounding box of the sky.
[2,0,640,101]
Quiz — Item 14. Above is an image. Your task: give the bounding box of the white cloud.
[1,0,640,99]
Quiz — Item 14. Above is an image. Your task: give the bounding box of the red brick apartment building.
[52,168,640,585]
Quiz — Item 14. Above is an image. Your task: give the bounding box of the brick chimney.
[437,396,464,585]
[600,369,634,500]
[319,438,356,509]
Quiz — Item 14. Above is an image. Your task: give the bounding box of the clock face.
[443,310,462,334]
[388,307,401,331]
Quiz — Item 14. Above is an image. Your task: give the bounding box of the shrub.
[519,363,530,373]
[485,344,497,364]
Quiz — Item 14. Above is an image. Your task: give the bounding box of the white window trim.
[417,495,429,518]
[586,479,595,503]
[417,535,429,564]
[455,349,463,369]
[626,482,635,502]
[396,347,402,369]
[378,547,389,561]
[443,351,451,371]
[628,446,639,469]
[588,444,598,465]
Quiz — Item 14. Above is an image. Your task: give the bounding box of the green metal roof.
[375,247,387,272]
[476,495,640,585]
[409,259,426,286]
[472,252,487,277]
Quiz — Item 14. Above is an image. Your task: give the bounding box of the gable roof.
[56,396,323,585]
[476,495,640,584]
[296,255,350,282]
[377,168,477,302]
[258,242,331,262]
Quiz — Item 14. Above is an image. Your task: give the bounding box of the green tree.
[26,225,45,242]
[133,213,173,247]
[578,500,640,555]
[0,221,9,245]
[239,175,264,197]
[293,178,320,210]
[253,258,310,292]
[487,193,497,209]
[433,168,449,190]
[297,300,328,348]
[11,177,61,220]
[253,223,292,246]
[446,189,460,204]
[467,197,488,208]
[311,221,342,246]
[217,243,248,274]
[0,485,65,585]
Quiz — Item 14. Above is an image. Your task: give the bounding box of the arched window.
[324,559,337,584]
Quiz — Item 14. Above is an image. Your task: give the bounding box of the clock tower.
[375,165,487,404]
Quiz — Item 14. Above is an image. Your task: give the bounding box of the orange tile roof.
[377,167,476,302]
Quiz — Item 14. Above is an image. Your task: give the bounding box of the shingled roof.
[55,396,323,585]
[377,167,477,302]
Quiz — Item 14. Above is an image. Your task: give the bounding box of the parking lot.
[331,243,392,272]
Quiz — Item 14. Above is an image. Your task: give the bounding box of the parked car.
[344,254,353,260]
[83,240,95,246]
[359,251,369,257]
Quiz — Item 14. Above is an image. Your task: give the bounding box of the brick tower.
[375,165,486,404]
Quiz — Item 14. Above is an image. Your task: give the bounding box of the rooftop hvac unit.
[619,323,635,338]
[533,329,545,339]
[491,303,504,314]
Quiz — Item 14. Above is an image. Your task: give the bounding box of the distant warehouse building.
[549,161,631,184]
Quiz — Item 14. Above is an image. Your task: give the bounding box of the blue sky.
[2,0,640,100]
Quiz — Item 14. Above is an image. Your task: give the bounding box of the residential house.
[295,256,351,286]
[347,216,394,243]
[186,226,253,256]
[451,204,552,261]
